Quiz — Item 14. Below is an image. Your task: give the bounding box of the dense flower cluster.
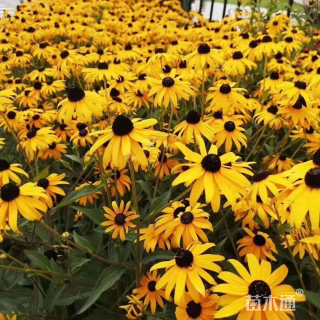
[1,0,320,318]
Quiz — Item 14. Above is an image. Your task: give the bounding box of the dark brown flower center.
[186,110,200,124]
[294,81,306,90]
[253,234,266,246]
[37,178,49,189]
[162,77,174,87]
[115,213,126,226]
[201,154,221,172]
[248,280,271,305]
[98,62,108,70]
[305,168,320,188]
[180,211,194,224]
[233,51,243,60]
[186,301,202,319]
[7,111,16,119]
[262,35,272,43]
[224,121,236,132]
[112,115,134,136]
[175,248,193,268]
[1,183,20,202]
[68,87,85,102]
[197,43,210,54]
[0,159,10,171]
[253,170,270,182]
[60,50,69,59]
[219,84,231,94]
[312,149,320,166]
[267,105,278,114]
[147,280,156,292]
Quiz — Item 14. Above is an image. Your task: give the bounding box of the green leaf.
[149,189,172,216]
[64,154,83,165]
[33,164,51,182]
[73,231,94,252]
[136,180,151,200]
[215,237,228,254]
[142,248,174,264]
[71,206,105,224]
[58,159,74,172]
[305,290,320,308]
[70,257,91,274]
[77,266,126,314]
[34,222,50,242]
[83,158,96,170]
[24,250,52,271]
[43,285,66,312]
[56,184,103,209]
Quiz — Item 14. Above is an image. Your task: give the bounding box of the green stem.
[245,126,267,161]
[275,209,312,313]
[306,246,320,286]
[201,68,205,118]
[220,208,239,259]
[129,159,141,286]
[40,221,134,268]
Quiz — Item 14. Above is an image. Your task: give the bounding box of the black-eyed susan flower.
[74,211,83,222]
[172,136,252,211]
[38,139,67,160]
[89,115,167,169]
[233,196,276,229]
[254,104,283,130]
[154,152,179,180]
[280,36,302,55]
[139,223,171,253]
[283,224,319,260]
[276,80,313,107]
[237,228,277,262]
[213,254,305,319]
[101,200,139,241]
[70,123,94,147]
[278,95,315,129]
[0,182,48,234]
[105,168,131,197]
[21,127,59,160]
[185,43,224,71]
[175,291,219,320]
[133,271,167,314]
[75,181,101,206]
[0,159,28,186]
[82,61,117,83]
[0,107,21,132]
[248,170,291,205]
[120,295,143,320]
[154,199,191,235]
[206,81,248,115]
[151,242,224,304]
[266,154,295,173]
[57,87,104,125]
[212,116,247,152]
[148,69,196,108]
[222,51,256,76]
[253,34,279,58]
[278,150,320,230]
[132,146,160,172]
[162,202,213,248]
[173,110,215,144]
[37,173,69,208]
[0,89,16,112]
